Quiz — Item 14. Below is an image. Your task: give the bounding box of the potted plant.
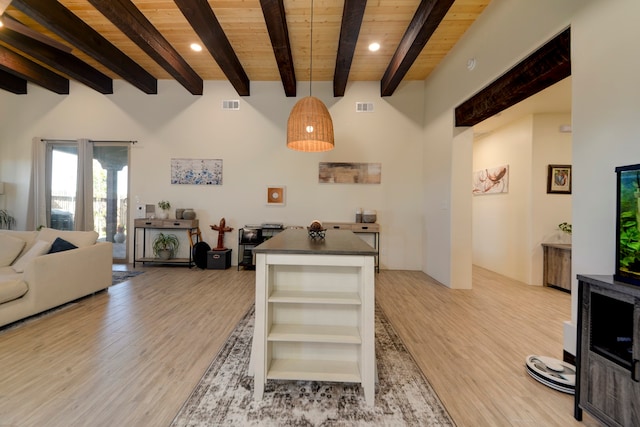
[152,232,180,260]
[558,222,572,234]
[157,200,171,219]
[558,222,572,244]
[0,209,15,230]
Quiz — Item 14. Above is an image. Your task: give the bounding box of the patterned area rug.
[171,305,456,426]
[111,270,144,286]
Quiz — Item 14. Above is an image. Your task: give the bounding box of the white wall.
[0,80,425,270]
[569,0,640,343]
[531,113,573,285]
[472,113,572,285]
[423,0,637,354]
[473,115,534,283]
[421,0,591,289]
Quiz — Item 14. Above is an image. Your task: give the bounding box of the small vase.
[157,209,168,220]
[175,208,185,220]
[183,209,196,220]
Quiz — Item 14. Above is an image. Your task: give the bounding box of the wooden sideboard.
[542,243,572,292]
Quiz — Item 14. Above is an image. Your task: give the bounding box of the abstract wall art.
[472,164,509,195]
[171,158,223,185]
[319,162,381,184]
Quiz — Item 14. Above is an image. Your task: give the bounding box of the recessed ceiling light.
[368,42,380,52]
[190,43,202,52]
[467,58,477,71]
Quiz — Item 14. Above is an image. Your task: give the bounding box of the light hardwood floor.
[0,265,598,426]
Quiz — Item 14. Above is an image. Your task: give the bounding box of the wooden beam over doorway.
[455,28,571,127]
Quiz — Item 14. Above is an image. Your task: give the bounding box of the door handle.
[633,359,639,382]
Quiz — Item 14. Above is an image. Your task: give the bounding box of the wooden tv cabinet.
[575,274,640,425]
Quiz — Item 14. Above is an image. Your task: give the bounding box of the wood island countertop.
[252,228,377,256]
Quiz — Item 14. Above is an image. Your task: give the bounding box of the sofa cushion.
[48,237,78,254]
[0,276,28,304]
[0,230,37,255]
[0,234,26,267]
[11,240,51,273]
[37,228,98,248]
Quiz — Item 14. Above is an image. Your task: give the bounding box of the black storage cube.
[207,249,232,270]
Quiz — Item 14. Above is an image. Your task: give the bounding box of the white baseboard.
[563,320,576,356]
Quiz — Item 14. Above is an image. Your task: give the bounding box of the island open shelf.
[251,228,377,406]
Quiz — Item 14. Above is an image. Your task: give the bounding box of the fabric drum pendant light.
[286,0,334,152]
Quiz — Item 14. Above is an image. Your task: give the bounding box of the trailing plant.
[152,232,180,258]
[0,209,15,230]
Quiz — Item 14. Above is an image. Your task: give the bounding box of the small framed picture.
[266,186,286,206]
[547,165,571,194]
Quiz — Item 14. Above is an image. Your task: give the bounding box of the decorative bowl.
[362,210,377,223]
[307,227,326,239]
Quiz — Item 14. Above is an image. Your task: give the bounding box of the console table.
[251,229,377,405]
[323,222,380,272]
[133,218,199,267]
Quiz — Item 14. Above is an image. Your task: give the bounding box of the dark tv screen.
[241,228,262,244]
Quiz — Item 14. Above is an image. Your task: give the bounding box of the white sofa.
[0,228,112,328]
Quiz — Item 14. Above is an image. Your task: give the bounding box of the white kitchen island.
[251,228,377,405]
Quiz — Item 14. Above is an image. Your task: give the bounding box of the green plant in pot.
[0,209,15,230]
[152,232,180,260]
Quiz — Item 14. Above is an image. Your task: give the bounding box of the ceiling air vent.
[356,102,374,112]
[222,100,240,110]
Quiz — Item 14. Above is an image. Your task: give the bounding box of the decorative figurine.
[211,218,234,250]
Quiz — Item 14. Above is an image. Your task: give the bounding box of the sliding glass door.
[93,145,129,262]
[44,140,130,262]
[48,145,78,231]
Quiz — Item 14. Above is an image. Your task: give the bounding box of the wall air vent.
[356,102,374,112]
[222,100,240,110]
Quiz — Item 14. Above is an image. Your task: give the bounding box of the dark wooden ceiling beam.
[455,28,571,127]
[0,68,27,94]
[381,0,454,97]
[87,0,202,95]
[333,0,367,97]
[1,13,71,53]
[260,0,295,97]
[10,0,157,94]
[0,24,113,94]
[0,45,69,94]
[175,0,250,96]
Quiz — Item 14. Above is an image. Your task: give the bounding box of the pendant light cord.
[309,0,313,97]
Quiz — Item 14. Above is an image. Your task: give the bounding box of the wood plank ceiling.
[0,0,490,97]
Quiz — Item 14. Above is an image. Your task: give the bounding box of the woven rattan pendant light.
[286,0,334,152]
